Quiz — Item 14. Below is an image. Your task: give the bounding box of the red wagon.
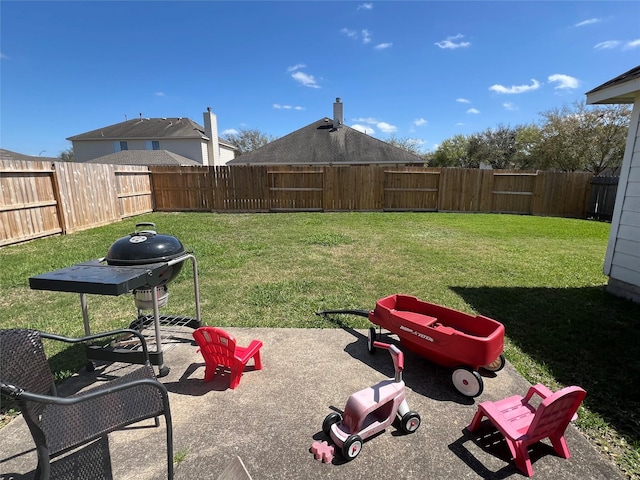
[318,294,506,397]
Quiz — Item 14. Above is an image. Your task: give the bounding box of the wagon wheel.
[367,327,377,354]
[451,367,484,398]
[482,353,506,373]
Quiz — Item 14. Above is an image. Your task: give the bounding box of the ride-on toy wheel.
[342,434,363,460]
[452,367,484,397]
[482,353,506,372]
[367,327,376,354]
[400,411,421,433]
[322,412,342,436]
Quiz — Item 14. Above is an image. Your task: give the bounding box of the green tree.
[58,147,74,162]
[224,128,277,155]
[536,101,630,174]
[430,134,473,167]
[512,124,542,170]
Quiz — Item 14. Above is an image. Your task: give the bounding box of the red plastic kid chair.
[467,383,586,477]
[192,327,263,389]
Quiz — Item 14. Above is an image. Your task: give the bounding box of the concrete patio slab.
[0,327,623,479]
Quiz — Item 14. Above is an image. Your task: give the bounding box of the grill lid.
[105,223,185,266]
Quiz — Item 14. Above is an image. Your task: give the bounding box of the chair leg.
[229,364,242,389]
[550,434,571,459]
[34,446,50,480]
[512,440,534,477]
[253,351,263,370]
[467,407,486,432]
[165,413,174,480]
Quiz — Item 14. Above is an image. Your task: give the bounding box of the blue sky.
[1,1,639,157]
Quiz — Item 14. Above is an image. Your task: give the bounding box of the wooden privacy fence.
[151,165,594,218]
[1,160,152,246]
[587,176,619,221]
[1,162,600,247]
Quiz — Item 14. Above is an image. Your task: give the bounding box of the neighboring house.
[0,148,58,162]
[85,150,201,166]
[227,98,425,166]
[586,65,640,303]
[67,108,237,166]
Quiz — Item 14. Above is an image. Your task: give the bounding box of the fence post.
[50,162,69,234]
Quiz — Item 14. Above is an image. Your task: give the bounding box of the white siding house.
[586,65,640,303]
[68,108,237,166]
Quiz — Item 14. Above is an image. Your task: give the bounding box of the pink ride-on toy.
[322,341,420,461]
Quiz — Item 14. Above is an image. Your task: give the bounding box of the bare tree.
[224,128,277,155]
[385,135,427,157]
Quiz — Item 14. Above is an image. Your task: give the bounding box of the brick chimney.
[333,97,343,129]
[203,107,220,166]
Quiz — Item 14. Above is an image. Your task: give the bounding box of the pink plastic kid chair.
[192,327,263,389]
[467,383,586,477]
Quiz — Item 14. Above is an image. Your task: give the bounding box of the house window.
[114,141,128,152]
[146,141,160,150]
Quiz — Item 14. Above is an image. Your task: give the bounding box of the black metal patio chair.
[0,328,174,480]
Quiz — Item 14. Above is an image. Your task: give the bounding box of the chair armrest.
[523,383,554,404]
[5,375,169,409]
[236,340,263,363]
[40,328,151,365]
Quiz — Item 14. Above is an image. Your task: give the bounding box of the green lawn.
[1,212,638,478]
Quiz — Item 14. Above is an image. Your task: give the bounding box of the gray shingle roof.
[85,150,202,166]
[67,117,207,141]
[227,118,425,165]
[0,148,58,162]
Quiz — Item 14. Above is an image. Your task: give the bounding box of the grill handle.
[134,222,157,235]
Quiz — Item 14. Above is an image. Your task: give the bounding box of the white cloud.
[154,92,165,97]
[273,104,304,110]
[594,39,640,50]
[548,74,579,90]
[489,79,541,94]
[456,122,465,126]
[291,71,320,88]
[341,28,357,39]
[352,117,396,133]
[466,108,480,114]
[594,40,621,49]
[375,42,393,50]
[0,52,8,60]
[575,18,600,27]
[353,117,379,124]
[503,102,518,111]
[414,118,427,126]
[341,27,373,44]
[351,124,375,135]
[456,98,471,104]
[624,39,640,49]
[358,3,373,10]
[377,122,397,133]
[287,64,306,72]
[222,128,238,136]
[435,34,471,49]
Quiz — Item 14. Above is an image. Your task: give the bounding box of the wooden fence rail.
[1,161,602,247]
